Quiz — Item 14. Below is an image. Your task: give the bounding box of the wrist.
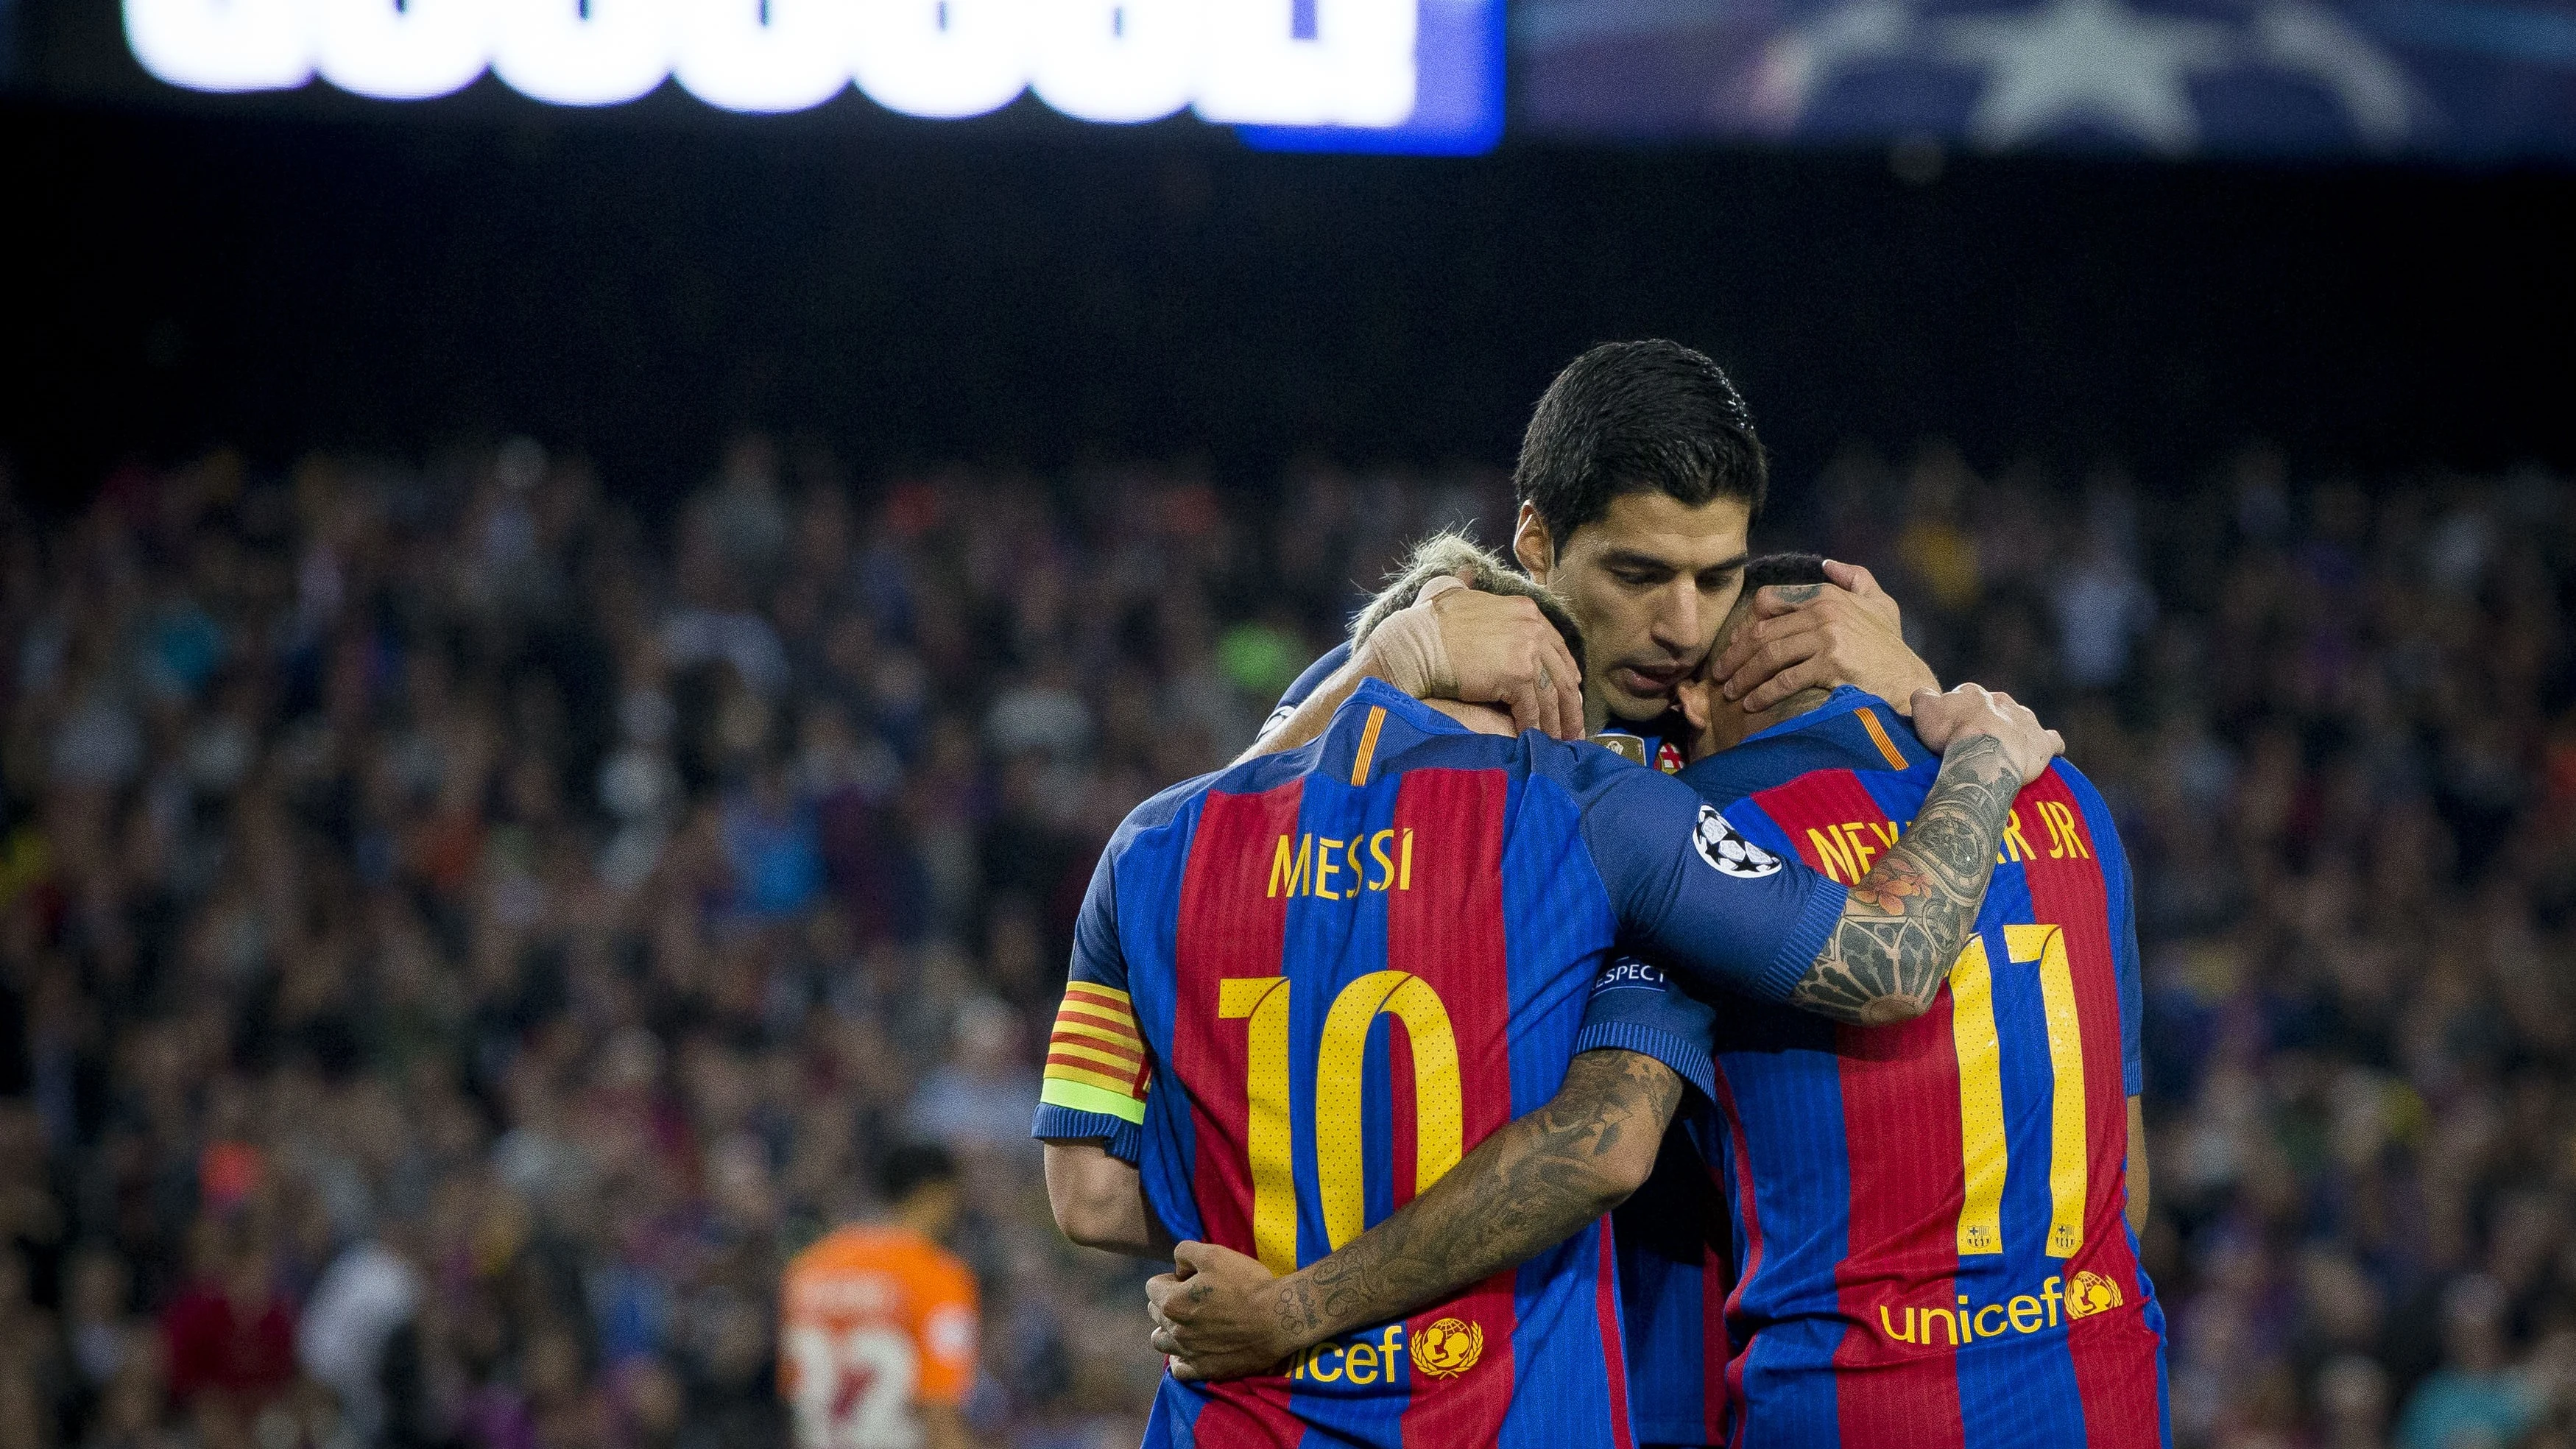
[1269,1270,1332,1355]
[1947,730,2022,780]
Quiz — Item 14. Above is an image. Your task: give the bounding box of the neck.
[1704,685,1836,753]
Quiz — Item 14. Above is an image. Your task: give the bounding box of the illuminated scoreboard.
[120,0,1502,152]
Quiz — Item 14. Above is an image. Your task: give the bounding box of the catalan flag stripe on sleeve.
[1042,982,1150,1124]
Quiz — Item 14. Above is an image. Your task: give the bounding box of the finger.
[1715,611,1826,688]
[1146,1274,1182,1310]
[1502,674,1547,737]
[1152,1325,1178,1355]
[1822,559,1883,597]
[1748,582,1843,621]
[1542,636,1585,738]
[1740,657,1835,713]
[2044,729,2067,757]
[1172,1241,1215,1276]
[1543,655,1580,739]
[1721,629,1828,702]
[1416,574,1470,607]
[1169,1358,1205,1382]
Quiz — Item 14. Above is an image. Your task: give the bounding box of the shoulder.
[2043,758,2131,850]
[920,1244,977,1300]
[1101,756,1269,859]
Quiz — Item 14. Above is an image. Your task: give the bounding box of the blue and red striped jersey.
[1579,688,2169,1449]
[1032,680,1847,1449]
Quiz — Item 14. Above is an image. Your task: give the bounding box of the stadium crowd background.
[1,434,2572,1449]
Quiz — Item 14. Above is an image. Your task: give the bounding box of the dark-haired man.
[1255,339,1935,769]
[1153,555,2167,1448]
[780,1144,982,1449]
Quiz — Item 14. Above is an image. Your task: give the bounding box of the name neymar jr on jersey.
[1268,830,1419,900]
[1801,798,2092,885]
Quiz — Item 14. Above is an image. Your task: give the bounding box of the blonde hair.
[1348,531,1587,677]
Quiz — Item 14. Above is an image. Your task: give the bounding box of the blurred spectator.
[160,1231,294,1443]
[2396,1278,2539,1449]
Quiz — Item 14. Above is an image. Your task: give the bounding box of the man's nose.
[1649,582,1701,652]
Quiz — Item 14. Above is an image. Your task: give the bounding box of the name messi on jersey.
[1802,800,2091,884]
[1268,831,1418,899]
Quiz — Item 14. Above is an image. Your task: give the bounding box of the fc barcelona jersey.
[1032,680,1847,1449]
[1578,688,2169,1449]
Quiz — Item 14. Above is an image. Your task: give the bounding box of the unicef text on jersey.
[121,0,1504,152]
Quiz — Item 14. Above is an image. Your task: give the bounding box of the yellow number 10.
[1219,973,1466,1276]
[1950,924,2089,1259]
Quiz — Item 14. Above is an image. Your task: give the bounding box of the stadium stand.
[1,437,2572,1449]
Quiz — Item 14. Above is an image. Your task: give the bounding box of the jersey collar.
[1737,685,1882,746]
[1348,676,1472,736]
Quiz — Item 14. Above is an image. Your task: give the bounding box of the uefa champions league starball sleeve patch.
[1693,804,1784,878]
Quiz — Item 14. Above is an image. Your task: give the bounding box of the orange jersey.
[780,1224,980,1449]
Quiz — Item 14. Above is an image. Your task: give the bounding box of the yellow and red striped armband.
[1040,981,1150,1125]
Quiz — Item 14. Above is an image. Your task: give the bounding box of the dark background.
[4,91,2571,518]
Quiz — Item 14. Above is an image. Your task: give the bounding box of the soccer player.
[1254,339,1935,772]
[1036,566,2064,1447]
[1151,555,2164,1448]
[780,1144,983,1449]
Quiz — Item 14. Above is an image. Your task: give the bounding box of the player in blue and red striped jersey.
[1037,567,2063,1449]
[1605,560,2166,1449]
[1154,554,2164,1449]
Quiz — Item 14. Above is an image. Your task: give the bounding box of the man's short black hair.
[1743,552,1829,592]
[1514,340,1769,550]
[878,1142,959,1204]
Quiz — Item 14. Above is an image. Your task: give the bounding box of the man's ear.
[1511,504,1555,582]
[1675,679,1729,762]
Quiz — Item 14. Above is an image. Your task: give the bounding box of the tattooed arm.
[1765,684,2062,1027]
[1144,1049,1683,1380]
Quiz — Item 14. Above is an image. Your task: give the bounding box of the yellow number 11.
[1219,973,1467,1276]
[1950,924,2089,1259]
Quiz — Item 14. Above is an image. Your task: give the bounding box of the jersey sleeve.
[1573,752,1848,1004]
[1263,641,1353,737]
[910,1256,981,1407]
[1573,956,1720,1100]
[1031,846,1151,1163]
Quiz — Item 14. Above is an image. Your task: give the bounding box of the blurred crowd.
[0,434,2572,1449]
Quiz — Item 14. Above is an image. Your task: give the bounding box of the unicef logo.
[2067,1271,2125,1319]
[1693,805,1783,879]
[1409,1318,1483,1379]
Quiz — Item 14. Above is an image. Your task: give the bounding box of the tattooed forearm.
[1268,1050,1683,1350]
[1790,733,2023,1026]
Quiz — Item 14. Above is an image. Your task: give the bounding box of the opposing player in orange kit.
[781,1144,982,1449]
